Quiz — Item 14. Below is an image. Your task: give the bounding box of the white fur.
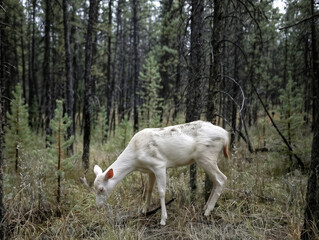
[93,120,229,225]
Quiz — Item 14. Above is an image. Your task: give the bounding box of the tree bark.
[132,0,140,132]
[105,0,113,141]
[116,0,126,121]
[0,26,5,237]
[20,17,27,100]
[172,0,185,121]
[117,0,126,121]
[28,0,39,128]
[82,0,99,170]
[63,0,74,155]
[159,0,173,121]
[43,0,52,147]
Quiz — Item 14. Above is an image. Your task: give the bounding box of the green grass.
[2,124,313,239]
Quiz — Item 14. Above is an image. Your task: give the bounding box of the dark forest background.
[0,0,318,239]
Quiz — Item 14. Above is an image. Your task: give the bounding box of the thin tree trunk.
[63,0,74,155]
[159,0,173,121]
[12,15,19,86]
[0,22,5,235]
[132,0,139,132]
[43,0,52,147]
[71,8,78,139]
[230,47,238,148]
[29,0,38,128]
[173,0,185,121]
[20,17,27,100]
[105,0,113,141]
[116,0,125,121]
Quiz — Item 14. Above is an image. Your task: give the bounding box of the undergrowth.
[2,122,314,239]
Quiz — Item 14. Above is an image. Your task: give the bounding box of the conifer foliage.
[47,100,75,206]
[4,84,32,173]
[138,54,163,127]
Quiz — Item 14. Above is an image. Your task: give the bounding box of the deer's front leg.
[154,168,167,225]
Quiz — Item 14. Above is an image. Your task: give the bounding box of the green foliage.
[92,106,108,143]
[105,115,133,153]
[277,72,304,164]
[279,72,303,116]
[4,84,32,173]
[117,115,133,148]
[138,54,163,128]
[281,74,305,168]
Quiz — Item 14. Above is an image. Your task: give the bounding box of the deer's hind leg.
[196,155,227,216]
[143,172,156,214]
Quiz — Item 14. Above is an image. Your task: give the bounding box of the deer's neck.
[107,147,136,185]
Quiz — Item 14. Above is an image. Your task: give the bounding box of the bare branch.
[222,39,248,64]
[145,198,175,217]
[80,176,92,191]
[251,81,305,170]
[279,13,319,30]
[223,75,246,113]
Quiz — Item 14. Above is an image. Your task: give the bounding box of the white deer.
[93,120,229,225]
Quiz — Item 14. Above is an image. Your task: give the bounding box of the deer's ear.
[94,165,102,176]
[105,168,114,180]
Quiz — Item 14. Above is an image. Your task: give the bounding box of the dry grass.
[2,124,312,239]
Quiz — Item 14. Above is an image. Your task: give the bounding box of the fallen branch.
[251,82,305,170]
[145,198,176,217]
[254,147,269,153]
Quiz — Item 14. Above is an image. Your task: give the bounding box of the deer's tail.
[223,133,230,158]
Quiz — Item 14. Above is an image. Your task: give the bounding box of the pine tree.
[278,72,304,168]
[93,106,108,143]
[4,84,32,173]
[118,115,132,149]
[47,100,76,209]
[138,54,163,128]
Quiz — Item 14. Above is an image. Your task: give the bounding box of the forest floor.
[3,123,312,239]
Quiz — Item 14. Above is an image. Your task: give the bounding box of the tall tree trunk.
[132,0,140,132]
[43,0,52,146]
[82,0,99,170]
[205,0,224,201]
[63,0,74,155]
[12,15,19,86]
[304,37,311,124]
[207,0,223,123]
[28,0,38,128]
[230,48,238,149]
[0,18,5,236]
[20,17,27,101]
[159,0,173,121]
[173,0,185,121]
[186,0,204,201]
[71,7,79,137]
[301,0,319,238]
[116,0,126,121]
[105,0,113,141]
